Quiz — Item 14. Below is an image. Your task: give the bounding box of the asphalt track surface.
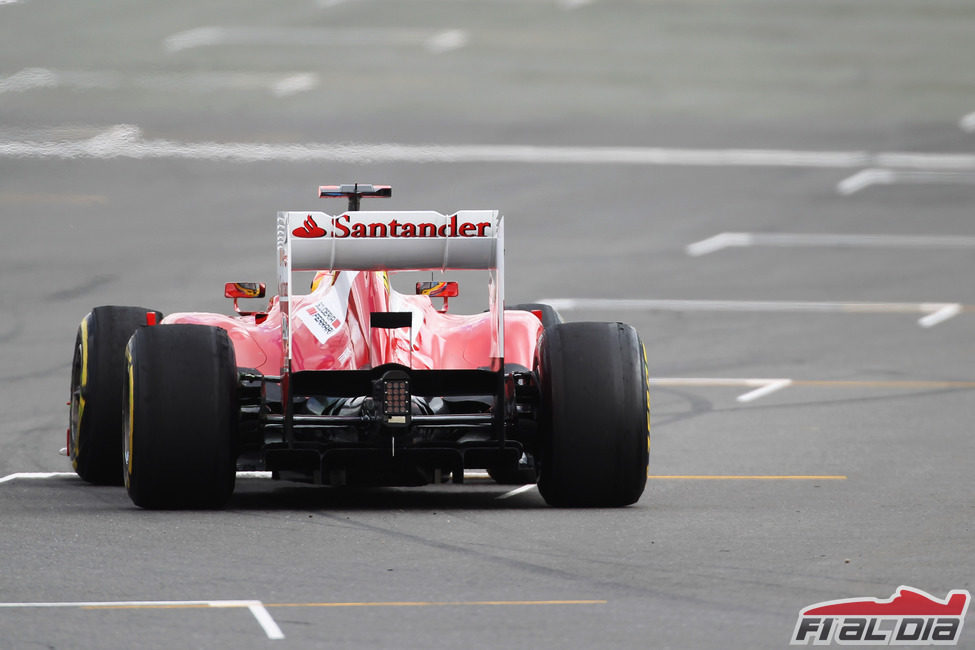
[1,1,974,648]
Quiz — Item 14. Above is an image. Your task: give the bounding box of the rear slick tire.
[536,322,650,507]
[69,306,162,485]
[124,324,238,509]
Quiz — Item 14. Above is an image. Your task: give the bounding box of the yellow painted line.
[648,475,846,480]
[0,192,107,204]
[263,600,607,609]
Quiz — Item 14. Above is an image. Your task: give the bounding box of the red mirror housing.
[225,282,266,299]
[416,281,459,313]
[416,281,458,298]
[225,282,268,319]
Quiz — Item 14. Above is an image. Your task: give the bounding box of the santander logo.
[292,213,491,239]
[292,215,327,238]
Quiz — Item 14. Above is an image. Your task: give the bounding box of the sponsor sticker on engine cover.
[295,271,358,344]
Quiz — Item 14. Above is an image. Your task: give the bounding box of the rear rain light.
[381,375,411,426]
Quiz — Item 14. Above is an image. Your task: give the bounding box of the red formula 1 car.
[68,184,650,508]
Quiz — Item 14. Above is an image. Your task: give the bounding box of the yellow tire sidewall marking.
[73,315,91,468]
[125,344,135,478]
[79,316,89,388]
[642,342,651,453]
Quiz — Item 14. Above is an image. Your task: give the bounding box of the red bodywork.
[163,270,543,376]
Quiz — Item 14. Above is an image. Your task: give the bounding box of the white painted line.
[650,377,794,403]
[165,27,231,52]
[649,377,761,388]
[210,601,285,640]
[685,232,753,256]
[271,73,319,97]
[0,68,59,93]
[918,303,962,328]
[686,232,975,256]
[0,68,320,97]
[3,125,975,173]
[837,168,894,195]
[735,378,793,403]
[1,124,975,172]
[86,124,141,153]
[0,599,284,640]
[165,26,464,53]
[425,29,469,54]
[248,603,286,640]
[876,152,975,170]
[497,484,537,500]
[0,472,75,484]
[539,298,964,328]
[961,112,975,133]
[0,125,127,141]
[838,168,975,195]
[236,471,273,479]
[0,598,246,608]
[0,599,209,608]
[560,0,595,8]
[0,470,276,484]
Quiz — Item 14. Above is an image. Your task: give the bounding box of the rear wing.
[284,211,500,271]
[275,209,506,374]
